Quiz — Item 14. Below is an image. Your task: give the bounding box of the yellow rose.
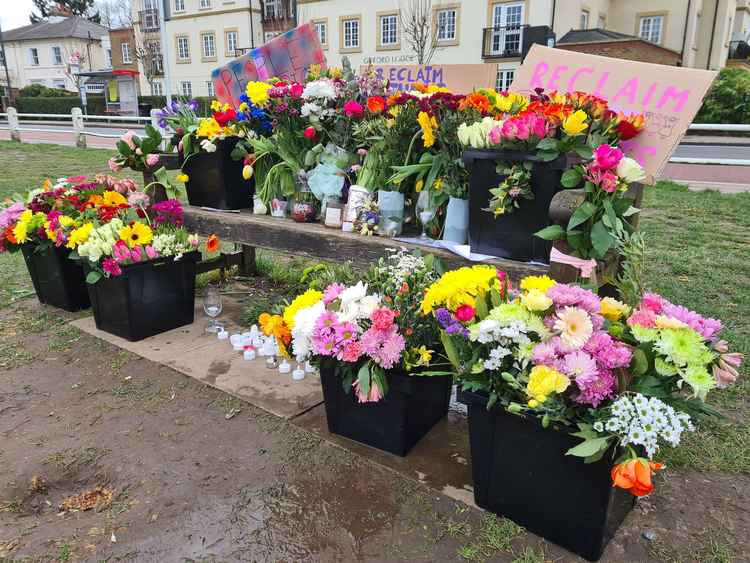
[562,109,589,136]
[600,297,630,322]
[526,365,569,404]
[520,289,553,311]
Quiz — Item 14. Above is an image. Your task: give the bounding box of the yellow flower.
[433,178,444,191]
[655,315,688,330]
[66,222,93,249]
[102,191,128,207]
[328,66,342,79]
[283,289,323,330]
[176,173,189,183]
[242,165,254,180]
[239,102,248,112]
[42,178,53,191]
[308,64,322,79]
[520,289,553,312]
[417,111,438,148]
[414,346,433,364]
[495,92,529,113]
[600,297,630,322]
[245,81,273,107]
[520,275,556,293]
[196,117,223,139]
[12,210,38,244]
[415,179,424,193]
[59,216,75,228]
[421,265,499,314]
[210,100,223,112]
[119,222,153,248]
[526,365,569,405]
[562,109,589,136]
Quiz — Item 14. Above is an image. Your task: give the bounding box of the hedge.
[15,95,214,117]
[695,67,750,124]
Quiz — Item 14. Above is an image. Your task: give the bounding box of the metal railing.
[482,25,527,59]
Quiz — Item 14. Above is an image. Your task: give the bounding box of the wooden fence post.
[71,107,86,148]
[7,107,21,142]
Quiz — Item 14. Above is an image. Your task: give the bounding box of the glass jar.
[290,189,318,223]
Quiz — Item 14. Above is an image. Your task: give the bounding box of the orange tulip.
[206,234,220,253]
[367,96,386,114]
[611,458,664,497]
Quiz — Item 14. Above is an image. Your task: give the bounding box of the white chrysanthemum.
[301,79,338,100]
[291,301,325,359]
[300,102,321,117]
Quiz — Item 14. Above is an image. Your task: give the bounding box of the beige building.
[0,16,108,94]
[131,0,264,98]
[295,0,750,90]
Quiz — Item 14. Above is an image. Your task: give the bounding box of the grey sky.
[1,0,42,31]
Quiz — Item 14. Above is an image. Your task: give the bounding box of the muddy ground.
[1,300,749,563]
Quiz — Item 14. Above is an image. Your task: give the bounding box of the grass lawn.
[0,140,748,472]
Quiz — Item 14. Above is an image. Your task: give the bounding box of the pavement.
[1,126,749,193]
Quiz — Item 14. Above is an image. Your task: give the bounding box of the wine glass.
[203,285,223,333]
[416,189,435,242]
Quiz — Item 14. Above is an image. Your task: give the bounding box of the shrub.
[695,67,750,124]
[15,96,106,115]
[18,84,76,98]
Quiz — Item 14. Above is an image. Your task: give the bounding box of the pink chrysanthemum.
[546,284,601,315]
[574,369,617,407]
[375,332,405,369]
[323,283,344,304]
[627,308,657,329]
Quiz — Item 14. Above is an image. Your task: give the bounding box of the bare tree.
[64,49,89,98]
[399,0,439,65]
[96,0,133,29]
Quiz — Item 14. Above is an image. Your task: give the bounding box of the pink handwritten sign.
[511,45,717,181]
[212,23,326,107]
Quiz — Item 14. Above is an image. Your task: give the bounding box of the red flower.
[303,126,317,140]
[367,96,386,114]
[343,100,364,118]
[290,83,304,98]
[213,108,237,127]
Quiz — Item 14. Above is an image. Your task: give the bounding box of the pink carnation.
[455,304,476,323]
[627,308,657,329]
[343,100,364,118]
[339,340,363,363]
[371,307,397,331]
[641,292,667,314]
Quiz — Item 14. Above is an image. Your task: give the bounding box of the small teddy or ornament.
[354,200,380,236]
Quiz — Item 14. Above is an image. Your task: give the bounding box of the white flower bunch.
[151,232,197,260]
[302,78,338,101]
[300,102,322,117]
[78,218,124,263]
[291,300,325,359]
[383,249,431,287]
[602,394,694,457]
[337,281,381,323]
[200,139,217,153]
[457,117,502,149]
[616,156,647,184]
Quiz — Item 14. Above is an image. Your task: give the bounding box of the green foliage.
[18,84,76,97]
[695,67,750,124]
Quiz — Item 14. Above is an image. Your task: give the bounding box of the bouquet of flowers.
[424,269,742,497]
[73,196,217,283]
[260,250,443,402]
[0,175,138,255]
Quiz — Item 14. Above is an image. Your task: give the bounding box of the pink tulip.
[515,119,530,141]
[145,245,158,260]
[120,130,137,149]
[501,120,518,141]
[488,126,503,145]
[290,83,304,98]
[108,158,122,172]
[146,153,159,167]
[130,245,143,262]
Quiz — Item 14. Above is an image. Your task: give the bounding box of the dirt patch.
[1,300,749,562]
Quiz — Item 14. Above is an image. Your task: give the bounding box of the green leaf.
[565,436,611,458]
[537,150,559,162]
[561,168,583,188]
[440,331,461,372]
[567,201,597,230]
[574,146,593,160]
[182,133,193,155]
[86,271,102,284]
[622,206,641,217]
[630,348,650,376]
[535,224,565,240]
[356,362,371,396]
[116,140,132,156]
[474,293,489,319]
[590,220,614,257]
[536,137,558,151]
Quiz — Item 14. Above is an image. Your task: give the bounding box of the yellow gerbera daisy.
[119,222,153,248]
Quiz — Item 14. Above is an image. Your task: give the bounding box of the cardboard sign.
[212,23,326,107]
[511,45,717,181]
[366,64,498,93]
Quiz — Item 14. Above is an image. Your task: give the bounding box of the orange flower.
[414,82,430,93]
[87,194,104,207]
[459,92,491,113]
[367,96,386,114]
[386,93,401,107]
[259,313,291,346]
[616,112,646,140]
[206,234,220,253]
[4,226,18,244]
[611,458,664,497]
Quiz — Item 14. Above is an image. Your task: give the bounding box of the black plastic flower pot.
[84,251,200,342]
[319,359,453,457]
[463,149,570,263]
[182,137,253,210]
[21,245,90,312]
[457,389,634,561]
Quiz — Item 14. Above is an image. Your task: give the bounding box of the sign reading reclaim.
[511,45,717,181]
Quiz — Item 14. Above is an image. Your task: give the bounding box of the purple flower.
[547,283,601,315]
[574,369,617,407]
[435,308,453,329]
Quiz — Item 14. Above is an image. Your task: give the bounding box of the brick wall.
[110,28,139,71]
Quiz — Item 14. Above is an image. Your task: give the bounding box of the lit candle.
[278,360,291,374]
[243,347,256,361]
[217,330,229,340]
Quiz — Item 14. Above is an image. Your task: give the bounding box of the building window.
[180,81,192,97]
[342,18,360,50]
[495,68,515,91]
[380,14,398,46]
[106,48,113,67]
[177,36,190,61]
[201,32,216,59]
[491,2,524,56]
[598,14,606,28]
[53,79,66,89]
[52,46,63,65]
[151,80,163,95]
[580,10,589,29]
[199,0,211,8]
[314,21,327,45]
[206,81,215,97]
[639,15,664,44]
[436,8,457,42]
[264,0,279,19]
[121,42,132,63]
[174,0,185,11]
[29,48,39,65]
[225,30,238,55]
